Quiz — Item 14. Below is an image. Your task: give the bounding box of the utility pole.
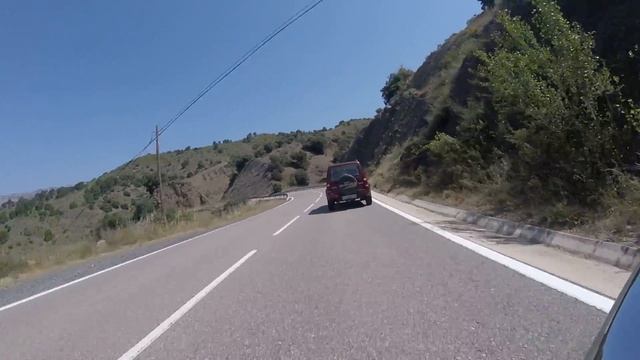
[155,125,165,222]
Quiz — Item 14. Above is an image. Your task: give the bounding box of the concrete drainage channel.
[384,192,640,271]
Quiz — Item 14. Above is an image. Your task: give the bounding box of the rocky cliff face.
[224,159,274,203]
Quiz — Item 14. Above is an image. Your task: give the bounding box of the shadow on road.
[309,201,366,215]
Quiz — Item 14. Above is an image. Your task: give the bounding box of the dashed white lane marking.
[273,216,301,236]
[373,198,614,313]
[117,250,257,360]
[304,203,314,213]
[0,196,294,313]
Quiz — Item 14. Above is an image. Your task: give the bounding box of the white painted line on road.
[0,196,294,313]
[117,250,257,360]
[373,199,615,313]
[304,203,314,213]
[273,216,300,236]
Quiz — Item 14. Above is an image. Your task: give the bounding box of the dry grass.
[0,199,283,282]
[384,175,640,246]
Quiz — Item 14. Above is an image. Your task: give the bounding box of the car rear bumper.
[326,189,371,203]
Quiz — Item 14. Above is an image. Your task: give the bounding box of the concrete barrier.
[247,193,289,205]
[387,193,640,270]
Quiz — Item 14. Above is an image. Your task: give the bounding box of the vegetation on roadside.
[0,199,283,281]
[345,0,640,242]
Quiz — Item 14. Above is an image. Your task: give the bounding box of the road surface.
[0,189,607,359]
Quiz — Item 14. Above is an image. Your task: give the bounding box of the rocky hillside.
[344,0,640,242]
[344,7,498,169]
[0,119,369,270]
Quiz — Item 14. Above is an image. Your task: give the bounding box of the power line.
[125,0,325,165]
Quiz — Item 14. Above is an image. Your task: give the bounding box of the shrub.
[263,143,274,154]
[165,208,179,223]
[197,161,205,170]
[139,174,159,195]
[99,202,113,213]
[55,186,74,199]
[123,190,131,197]
[289,151,309,170]
[254,149,266,158]
[233,155,253,172]
[426,133,485,189]
[272,182,283,194]
[111,200,121,209]
[381,67,414,105]
[43,229,54,242]
[466,0,640,204]
[0,229,8,245]
[181,159,190,169]
[102,213,127,230]
[271,168,283,182]
[132,198,156,221]
[302,136,326,155]
[294,169,309,186]
[0,212,7,224]
[69,201,78,210]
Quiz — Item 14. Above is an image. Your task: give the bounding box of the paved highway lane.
[0,189,606,359]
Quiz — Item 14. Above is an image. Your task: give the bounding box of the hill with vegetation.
[344,0,640,243]
[0,119,369,278]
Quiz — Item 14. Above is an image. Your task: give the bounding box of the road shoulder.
[373,191,630,299]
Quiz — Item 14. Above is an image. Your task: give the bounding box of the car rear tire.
[328,202,336,211]
[365,196,372,206]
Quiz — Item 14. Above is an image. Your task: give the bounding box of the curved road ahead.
[0,189,606,359]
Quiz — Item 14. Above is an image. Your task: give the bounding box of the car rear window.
[329,164,359,181]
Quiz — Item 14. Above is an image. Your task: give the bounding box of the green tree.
[302,136,327,155]
[381,67,414,105]
[451,0,640,204]
[288,151,309,170]
[102,213,127,230]
[233,155,253,172]
[0,229,8,245]
[43,229,54,242]
[132,198,156,221]
[478,0,495,10]
[99,202,113,213]
[294,169,309,186]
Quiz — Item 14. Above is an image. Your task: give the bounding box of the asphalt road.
[0,189,606,359]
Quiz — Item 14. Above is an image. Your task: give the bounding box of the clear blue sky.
[1,0,480,194]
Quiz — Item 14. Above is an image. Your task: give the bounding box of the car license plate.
[342,194,357,200]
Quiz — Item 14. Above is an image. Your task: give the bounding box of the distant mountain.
[0,189,53,204]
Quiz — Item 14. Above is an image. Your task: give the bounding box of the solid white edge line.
[117,250,257,360]
[372,198,614,313]
[273,215,300,236]
[0,196,295,313]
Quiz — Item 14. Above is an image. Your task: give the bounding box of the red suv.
[325,161,372,211]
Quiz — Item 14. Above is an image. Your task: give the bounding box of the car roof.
[328,161,360,169]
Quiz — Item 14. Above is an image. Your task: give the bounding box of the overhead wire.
[124,0,325,166]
